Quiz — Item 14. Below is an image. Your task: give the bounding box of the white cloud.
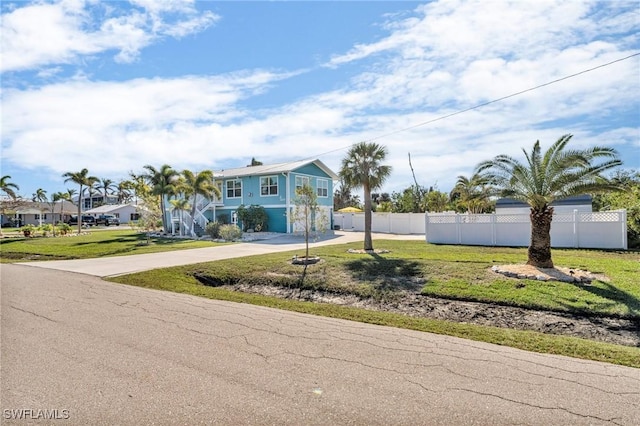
[0,0,219,72]
[1,0,638,195]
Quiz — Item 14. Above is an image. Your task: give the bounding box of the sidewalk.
[17,231,424,277]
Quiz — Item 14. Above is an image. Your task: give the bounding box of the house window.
[317,179,328,197]
[260,176,278,196]
[226,180,242,198]
[295,176,310,191]
[130,213,140,221]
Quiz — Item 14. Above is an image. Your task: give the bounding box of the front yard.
[0,229,229,262]
[108,240,640,368]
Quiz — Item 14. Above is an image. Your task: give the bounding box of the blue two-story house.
[171,159,338,235]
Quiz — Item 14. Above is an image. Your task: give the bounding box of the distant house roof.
[216,159,338,180]
[496,195,593,208]
[14,200,77,214]
[85,203,138,214]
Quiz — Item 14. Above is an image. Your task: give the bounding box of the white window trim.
[260,175,279,197]
[226,179,242,199]
[295,175,310,191]
[317,179,329,198]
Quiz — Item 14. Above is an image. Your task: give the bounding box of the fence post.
[621,210,628,250]
[572,209,578,248]
[456,214,461,244]
[491,213,496,246]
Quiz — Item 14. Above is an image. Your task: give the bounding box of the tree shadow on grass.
[575,282,640,318]
[344,252,424,292]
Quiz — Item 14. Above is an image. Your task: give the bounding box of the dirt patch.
[492,264,608,284]
[220,283,640,347]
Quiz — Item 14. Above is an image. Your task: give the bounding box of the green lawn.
[0,229,229,262]
[111,240,639,318]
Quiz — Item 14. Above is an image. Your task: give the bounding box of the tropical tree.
[1,175,19,199]
[32,188,47,203]
[333,179,361,210]
[62,168,98,234]
[425,189,449,212]
[115,180,134,204]
[182,170,220,237]
[32,188,48,226]
[450,173,493,214]
[48,192,70,236]
[142,164,178,233]
[169,198,191,236]
[477,134,622,267]
[340,142,392,251]
[97,178,116,205]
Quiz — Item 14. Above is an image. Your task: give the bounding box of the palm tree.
[182,170,220,237]
[450,173,493,214]
[477,134,622,268]
[340,142,392,251]
[1,175,19,199]
[116,180,133,204]
[169,198,190,236]
[49,192,70,235]
[142,164,178,233]
[32,188,48,226]
[62,168,98,234]
[97,178,116,205]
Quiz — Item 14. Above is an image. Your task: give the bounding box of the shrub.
[219,224,243,241]
[57,223,71,235]
[39,223,53,237]
[21,224,36,237]
[205,221,222,239]
[236,204,268,232]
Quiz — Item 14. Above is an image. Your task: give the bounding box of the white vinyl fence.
[334,212,426,235]
[425,210,627,249]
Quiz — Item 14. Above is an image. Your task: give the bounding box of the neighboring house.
[85,203,141,223]
[74,194,119,212]
[169,159,338,236]
[1,200,77,227]
[495,195,593,215]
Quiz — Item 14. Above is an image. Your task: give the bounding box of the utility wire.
[247,52,640,174]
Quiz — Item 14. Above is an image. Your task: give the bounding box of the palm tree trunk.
[528,206,554,268]
[363,183,373,251]
[77,184,83,234]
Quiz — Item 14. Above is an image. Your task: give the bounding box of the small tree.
[291,184,328,261]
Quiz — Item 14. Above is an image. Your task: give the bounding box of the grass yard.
[108,240,640,367]
[0,229,229,262]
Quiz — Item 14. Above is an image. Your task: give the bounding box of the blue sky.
[1,0,639,200]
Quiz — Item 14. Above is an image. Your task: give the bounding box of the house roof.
[216,159,338,180]
[14,200,77,214]
[496,195,593,208]
[85,203,138,214]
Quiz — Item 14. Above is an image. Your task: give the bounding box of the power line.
[247,51,639,175]
[322,51,640,156]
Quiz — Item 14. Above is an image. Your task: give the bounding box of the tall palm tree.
[62,168,98,234]
[340,142,392,251]
[116,180,133,204]
[182,170,220,237]
[1,175,20,199]
[169,198,191,236]
[49,192,70,235]
[97,178,117,205]
[142,164,178,233]
[477,134,622,268]
[450,173,493,214]
[32,188,48,226]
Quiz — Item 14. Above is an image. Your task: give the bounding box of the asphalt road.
[2,264,639,425]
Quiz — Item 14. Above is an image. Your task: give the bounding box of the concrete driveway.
[17,231,424,277]
[2,264,639,425]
